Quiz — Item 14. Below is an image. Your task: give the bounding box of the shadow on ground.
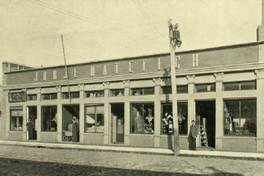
[0,157,243,176]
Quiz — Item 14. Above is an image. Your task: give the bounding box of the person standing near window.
[188,120,199,150]
[26,118,34,140]
[72,116,79,142]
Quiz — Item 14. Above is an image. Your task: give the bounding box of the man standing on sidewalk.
[188,120,199,150]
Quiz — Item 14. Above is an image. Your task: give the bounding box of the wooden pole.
[60,34,71,103]
[168,20,180,155]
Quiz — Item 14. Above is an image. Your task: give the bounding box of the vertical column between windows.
[53,70,57,80]
[73,67,78,78]
[103,64,107,75]
[129,61,133,73]
[142,59,146,72]
[90,65,95,76]
[34,71,39,81]
[115,62,119,74]
[43,71,47,81]
[157,58,161,70]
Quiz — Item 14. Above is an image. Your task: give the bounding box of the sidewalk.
[0,140,264,160]
[0,142,263,176]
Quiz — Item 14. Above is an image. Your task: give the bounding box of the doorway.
[27,106,37,140]
[111,103,124,144]
[62,105,80,142]
[196,100,215,148]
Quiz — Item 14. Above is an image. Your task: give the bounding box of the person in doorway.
[188,120,199,150]
[72,116,79,142]
[26,118,35,140]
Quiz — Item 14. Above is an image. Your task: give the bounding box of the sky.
[0,0,262,83]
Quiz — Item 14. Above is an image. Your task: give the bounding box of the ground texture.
[0,145,263,176]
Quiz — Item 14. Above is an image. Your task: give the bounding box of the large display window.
[130,103,154,134]
[10,107,23,131]
[161,102,188,135]
[224,99,256,136]
[85,105,104,133]
[41,106,57,132]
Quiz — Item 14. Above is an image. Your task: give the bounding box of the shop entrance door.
[196,100,215,148]
[62,105,80,142]
[27,106,37,140]
[111,103,124,144]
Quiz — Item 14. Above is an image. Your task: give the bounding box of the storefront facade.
[1,42,264,153]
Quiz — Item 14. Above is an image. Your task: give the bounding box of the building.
[1,3,264,153]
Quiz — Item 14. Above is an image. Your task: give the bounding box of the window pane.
[41,106,57,132]
[241,81,256,90]
[144,87,154,95]
[195,83,215,92]
[42,93,57,100]
[223,82,239,91]
[96,114,104,132]
[85,106,95,114]
[85,114,96,132]
[131,103,154,134]
[161,102,188,135]
[131,87,154,96]
[224,99,256,136]
[177,85,188,94]
[62,92,80,99]
[27,94,37,101]
[85,105,104,133]
[110,89,124,96]
[131,88,143,96]
[86,91,104,98]
[10,108,23,131]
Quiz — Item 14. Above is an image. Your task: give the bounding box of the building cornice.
[3,62,263,90]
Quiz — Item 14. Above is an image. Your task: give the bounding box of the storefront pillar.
[215,73,224,150]
[79,84,85,143]
[22,104,27,141]
[153,78,162,147]
[5,91,10,140]
[256,70,264,152]
[57,88,62,142]
[103,82,110,144]
[36,88,41,141]
[187,75,196,146]
[124,80,130,145]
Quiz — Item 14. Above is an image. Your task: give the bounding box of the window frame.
[223,98,256,137]
[62,91,80,99]
[85,90,104,98]
[10,107,23,131]
[160,101,188,135]
[41,105,57,132]
[223,80,256,91]
[195,83,216,93]
[41,93,57,100]
[130,102,155,134]
[131,87,154,96]
[84,104,104,133]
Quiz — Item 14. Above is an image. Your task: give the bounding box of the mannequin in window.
[144,108,154,133]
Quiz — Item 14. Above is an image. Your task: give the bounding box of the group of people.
[162,112,199,150]
[26,115,80,142]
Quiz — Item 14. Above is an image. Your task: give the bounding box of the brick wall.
[4,43,259,85]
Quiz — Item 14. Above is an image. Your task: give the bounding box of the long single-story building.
[1,3,264,153]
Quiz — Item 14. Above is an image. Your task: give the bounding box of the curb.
[179,150,264,161]
[0,140,174,156]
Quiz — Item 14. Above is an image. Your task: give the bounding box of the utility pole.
[168,19,182,155]
[60,34,71,103]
